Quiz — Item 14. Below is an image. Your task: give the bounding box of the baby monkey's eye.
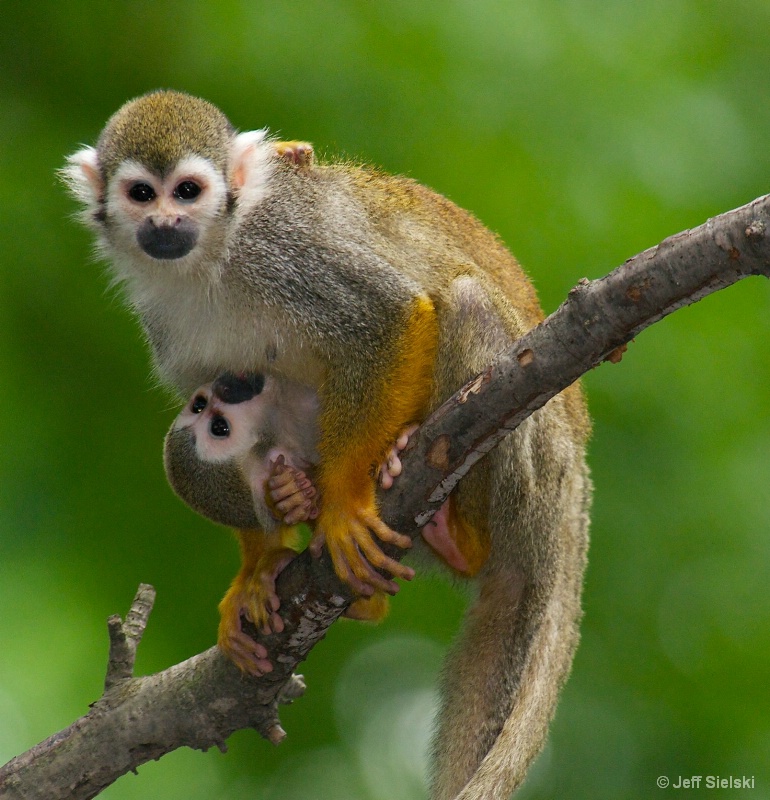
[191,395,207,414]
[210,416,231,438]
[174,180,202,201]
[128,182,156,203]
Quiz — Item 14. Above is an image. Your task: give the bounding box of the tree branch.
[104,583,155,691]
[2,194,769,800]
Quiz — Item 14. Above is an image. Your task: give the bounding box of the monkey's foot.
[273,140,314,167]
[250,547,298,634]
[345,591,390,622]
[267,455,319,524]
[217,547,297,676]
[421,503,471,574]
[309,505,415,596]
[378,424,471,574]
[218,589,273,677]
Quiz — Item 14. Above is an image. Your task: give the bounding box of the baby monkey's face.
[173,373,269,464]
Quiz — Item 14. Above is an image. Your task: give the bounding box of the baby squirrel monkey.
[165,372,473,674]
[63,90,591,800]
[165,371,321,674]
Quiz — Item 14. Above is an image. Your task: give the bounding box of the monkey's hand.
[217,546,296,676]
[377,424,418,490]
[308,500,415,597]
[306,294,435,597]
[378,425,474,575]
[267,455,319,524]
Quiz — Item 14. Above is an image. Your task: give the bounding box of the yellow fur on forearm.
[317,294,438,509]
[232,526,300,580]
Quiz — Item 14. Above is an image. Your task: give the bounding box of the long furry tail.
[429,459,591,800]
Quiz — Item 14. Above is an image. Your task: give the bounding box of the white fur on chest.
[120,260,321,394]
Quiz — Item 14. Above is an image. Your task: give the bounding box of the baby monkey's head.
[164,373,270,529]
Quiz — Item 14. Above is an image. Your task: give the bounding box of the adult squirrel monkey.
[63,90,591,800]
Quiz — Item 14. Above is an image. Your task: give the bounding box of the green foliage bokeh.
[2,2,770,798]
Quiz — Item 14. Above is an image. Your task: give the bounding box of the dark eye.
[174,181,202,201]
[191,395,207,414]
[128,183,156,203]
[210,415,230,438]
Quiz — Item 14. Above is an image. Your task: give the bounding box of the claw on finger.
[325,535,377,595]
[396,424,418,451]
[363,513,413,551]
[271,478,301,501]
[324,520,408,594]
[269,611,285,634]
[355,532,414,585]
[232,639,273,675]
[387,454,403,478]
[218,614,274,676]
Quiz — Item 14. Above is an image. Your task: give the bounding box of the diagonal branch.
[1,194,768,800]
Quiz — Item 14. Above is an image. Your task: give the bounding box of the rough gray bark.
[1,193,769,800]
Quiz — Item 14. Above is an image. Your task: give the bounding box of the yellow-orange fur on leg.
[218,526,299,676]
[311,295,439,596]
[345,592,390,622]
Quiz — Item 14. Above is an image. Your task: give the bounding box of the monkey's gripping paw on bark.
[376,424,472,574]
[377,424,418,490]
[309,506,415,597]
[218,588,273,677]
[217,548,296,676]
[267,455,319,525]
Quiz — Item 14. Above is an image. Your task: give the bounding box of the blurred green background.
[2,1,770,798]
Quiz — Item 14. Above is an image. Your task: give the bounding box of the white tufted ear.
[60,146,103,207]
[229,129,273,210]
